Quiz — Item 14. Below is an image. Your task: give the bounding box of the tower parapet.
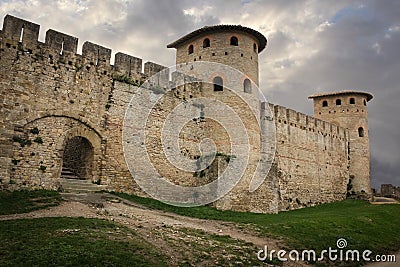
[309,91,373,194]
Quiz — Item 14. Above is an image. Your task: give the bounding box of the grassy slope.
[0,190,61,215]
[114,192,400,256]
[0,217,167,267]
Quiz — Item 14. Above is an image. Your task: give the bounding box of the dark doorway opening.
[62,136,94,179]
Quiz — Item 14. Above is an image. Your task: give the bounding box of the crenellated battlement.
[0,14,166,81]
[270,103,348,141]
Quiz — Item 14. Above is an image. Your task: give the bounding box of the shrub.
[33,137,43,144]
[30,127,39,134]
[12,136,31,147]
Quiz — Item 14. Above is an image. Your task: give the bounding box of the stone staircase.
[60,167,105,193]
[60,167,79,179]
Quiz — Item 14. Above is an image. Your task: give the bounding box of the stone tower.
[167,25,267,86]
[308,91,373,194]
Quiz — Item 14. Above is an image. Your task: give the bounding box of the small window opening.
[336,99,341,105]
[203,38,210,48]
[213,76,223,91]
[363,99,367,106]
[244,79,251,93]
[253,43,257,52]
[358,127,364,137]
[19,25,24,43]
[128,58,132,76]
[230,36,238,46]
[322,100,328,107]
[188,44,194,54]
[350,98,355,104]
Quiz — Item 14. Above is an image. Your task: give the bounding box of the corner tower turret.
[309,91,373,194]
[167,25,267,86]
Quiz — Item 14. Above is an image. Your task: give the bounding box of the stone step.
[60,174,80,179]
[60,178,105,193]
[61,178,93,184]
[61,169,78,175]
[61,171,76,176]
[62,182,98,189]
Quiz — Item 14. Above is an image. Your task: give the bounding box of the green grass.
[113,192,400,266]
[0,217,167,267]
[0,190,62,215]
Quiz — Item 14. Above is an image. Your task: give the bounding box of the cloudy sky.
[1,0,399,190]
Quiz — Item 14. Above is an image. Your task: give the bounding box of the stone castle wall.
[273,105,349,210]
[0,15,162,193]
[0,15,350,213]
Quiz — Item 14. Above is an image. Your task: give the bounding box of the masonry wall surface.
[273,105,349,210]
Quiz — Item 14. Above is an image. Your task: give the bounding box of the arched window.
[230,36,238,46]
[322,100,328,107]
[244,79,251,93]
[188,44,194,54]
[203,38,210,48]
[336,99,341,105]
[358,127,364,137]
[253,43,257,52]
[213,76,223,91]
[363,99,367,106]
[350,98,355,104]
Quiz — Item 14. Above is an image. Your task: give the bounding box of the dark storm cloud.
[265,1,400,188]
[0,0,398,188]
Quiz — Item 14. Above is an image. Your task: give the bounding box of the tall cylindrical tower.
[167,25,267,86]
[166,26,275,212]
[309,91,373,194]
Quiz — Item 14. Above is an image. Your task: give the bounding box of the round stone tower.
[167,25,267,86]
[308,91,373,194]
[166,26,274,212]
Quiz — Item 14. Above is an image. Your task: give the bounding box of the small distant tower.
[309,91,373,194]
[167,25,267,86]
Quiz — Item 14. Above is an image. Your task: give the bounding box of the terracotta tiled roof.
[308,91,373,101]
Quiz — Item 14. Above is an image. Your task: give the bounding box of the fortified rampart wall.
[0,14,350,213]
[272,104,349,210]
